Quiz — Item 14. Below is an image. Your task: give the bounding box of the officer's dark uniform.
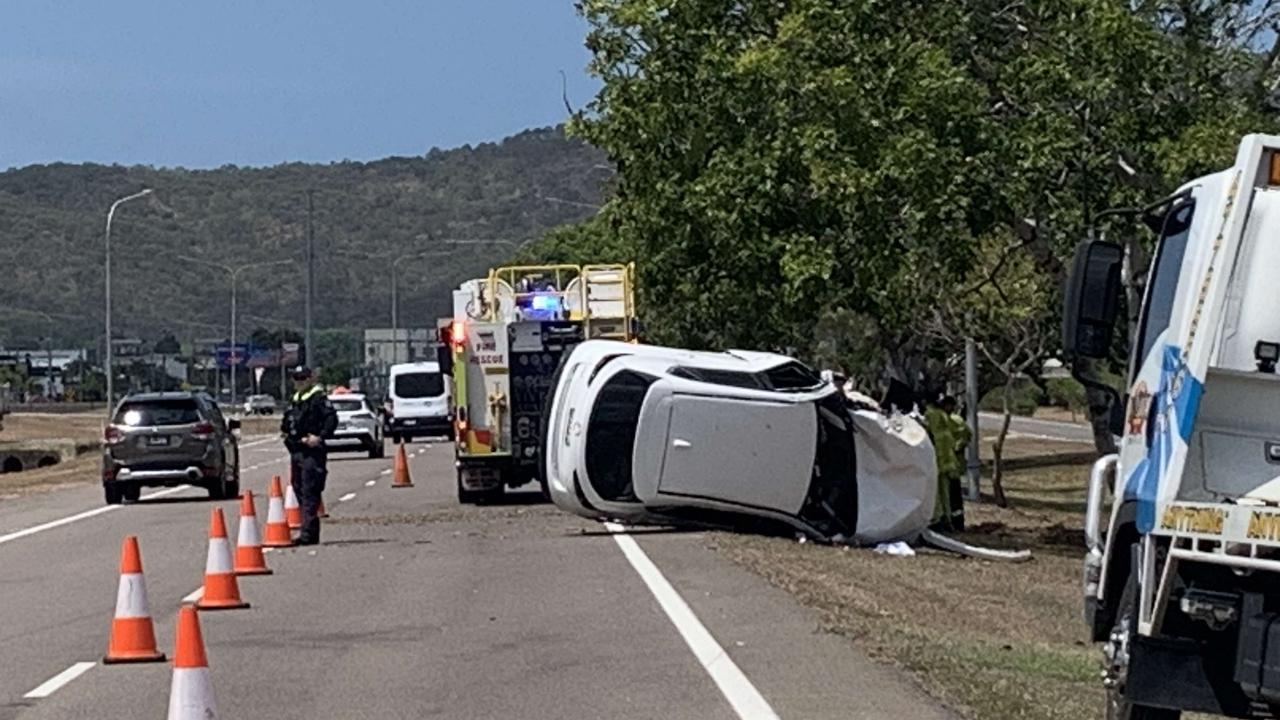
[281,373,337,545]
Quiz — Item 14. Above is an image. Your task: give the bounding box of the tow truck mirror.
[1063,239,1124,360]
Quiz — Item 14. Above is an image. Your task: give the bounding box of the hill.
[0,126,606,353]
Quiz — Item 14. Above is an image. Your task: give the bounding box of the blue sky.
[0,2,599,170]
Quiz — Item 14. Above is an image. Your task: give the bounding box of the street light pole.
[104,188,152,414]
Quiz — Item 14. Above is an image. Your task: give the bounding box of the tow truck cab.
[1065,134,1280,718]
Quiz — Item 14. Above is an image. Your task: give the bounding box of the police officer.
[281,366,337,545]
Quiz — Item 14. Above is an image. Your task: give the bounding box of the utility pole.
[965,336,981,501]
[305,190,315,369]
[390,259,399,364]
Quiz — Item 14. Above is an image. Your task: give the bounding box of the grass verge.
[710,439,1103,720]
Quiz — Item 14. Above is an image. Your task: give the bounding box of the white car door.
[635,385,816,515]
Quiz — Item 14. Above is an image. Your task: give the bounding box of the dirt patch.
[0,413,104,443]
[710,456,1104,720]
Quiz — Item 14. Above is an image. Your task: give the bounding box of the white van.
[386,361,452,443]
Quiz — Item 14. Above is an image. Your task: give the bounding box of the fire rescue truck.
[442,264,638,503]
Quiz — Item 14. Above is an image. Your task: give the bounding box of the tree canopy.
[538,0,1280,392]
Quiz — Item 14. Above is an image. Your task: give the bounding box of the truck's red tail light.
[104,426,125,445]
[451,320,466,348]
[192,421,215,440]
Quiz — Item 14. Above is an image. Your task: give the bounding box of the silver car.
[328,393,385,458]
[544,341,937,544]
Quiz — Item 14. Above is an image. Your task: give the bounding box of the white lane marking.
[139,485,193,501]
[0,485,192,546]
[182,587,203,604]
[379,469,391,475]
[239,437,277,449]
[604,522,779,720]
[338,492,356,502]
[364,480,376,487]
[24,662,96,698]
[408,452,417,458]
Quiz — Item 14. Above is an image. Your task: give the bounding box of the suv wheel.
[104,483,124,505]
[369,439,385,459]
[123,484,142,503]
[207,462,240,500]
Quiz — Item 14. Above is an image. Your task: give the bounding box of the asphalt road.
[0,434,952,719]
[977,411,1095,443]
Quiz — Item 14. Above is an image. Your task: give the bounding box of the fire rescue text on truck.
[1065,134,1280,719]
[442,264,638,503]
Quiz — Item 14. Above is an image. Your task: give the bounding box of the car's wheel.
[368,440,384,459]
[104,483,124,505]
[223,479,240,500]
[122,484,142,503]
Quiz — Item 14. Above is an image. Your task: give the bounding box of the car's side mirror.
[1063,239,1124,360]
[228,418,242,431]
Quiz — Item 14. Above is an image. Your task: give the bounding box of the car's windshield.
[332,399,366,413]
[115,399,201,427]
[394,372,444,398]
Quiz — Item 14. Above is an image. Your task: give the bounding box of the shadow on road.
[479,492,548,507]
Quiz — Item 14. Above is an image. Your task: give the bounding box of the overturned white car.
[543,341,937,544]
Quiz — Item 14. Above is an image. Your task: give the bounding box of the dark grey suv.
[102,391,241,504]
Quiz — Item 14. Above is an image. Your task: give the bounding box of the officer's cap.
[291,365,314,380]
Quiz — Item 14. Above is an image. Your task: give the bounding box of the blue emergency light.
[517,292,563,319]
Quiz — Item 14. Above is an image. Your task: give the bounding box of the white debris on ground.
[873,541,916,557]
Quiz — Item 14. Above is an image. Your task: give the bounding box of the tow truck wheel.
[1105,568,1181,720]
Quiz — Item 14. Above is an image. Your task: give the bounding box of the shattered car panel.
[542,340,936,544]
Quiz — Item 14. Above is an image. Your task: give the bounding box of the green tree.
[549,0,1280,453]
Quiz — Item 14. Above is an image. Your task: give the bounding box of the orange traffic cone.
[234,490,272,576]
[167,606,217,720]
[103,535,166,664]
[284,482,302,529]
[195,507,250,610]
[391,443,414,488]
[317,498,329,518]
[262,476,293,548]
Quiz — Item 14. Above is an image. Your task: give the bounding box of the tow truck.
[442,263,638,503]
[1065,134,1280,718]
